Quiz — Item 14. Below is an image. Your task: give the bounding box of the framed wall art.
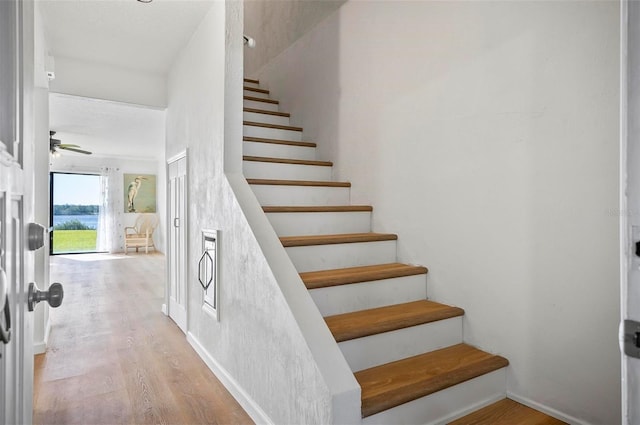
[123,173,156,213]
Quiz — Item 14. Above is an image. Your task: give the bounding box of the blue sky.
[53,173,100,205]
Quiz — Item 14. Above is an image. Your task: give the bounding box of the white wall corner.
[226,173,361,423]
[331,388,362,425]
[506,392,591,425]
[33,316,51,355]
[224,0,244,173]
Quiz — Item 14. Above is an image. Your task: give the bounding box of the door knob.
[27,222,47,251]
[0,267,9,345]
[28,282,63,312]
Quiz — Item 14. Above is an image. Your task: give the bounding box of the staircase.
[242,78,565,425]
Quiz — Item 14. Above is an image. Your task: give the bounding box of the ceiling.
[38,0,213,75]
[39,0,214,160]
[50,93,165,159]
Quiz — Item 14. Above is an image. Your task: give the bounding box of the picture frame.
[123,173,156,213]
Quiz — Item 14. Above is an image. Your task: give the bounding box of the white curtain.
[96,167,122,253]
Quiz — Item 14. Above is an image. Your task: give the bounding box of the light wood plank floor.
[34,253,253,425]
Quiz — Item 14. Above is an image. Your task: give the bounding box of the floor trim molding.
[187,332,274,425]
[507,391,588,425]
[33,317,51,355]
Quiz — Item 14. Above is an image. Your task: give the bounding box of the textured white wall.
[257,2,621,424]
[243,0,345,76]
[33,85,50,353]
[165,3,354,423]
[49,56,167,108]
[33,3,51,353]
[624,2,640,423]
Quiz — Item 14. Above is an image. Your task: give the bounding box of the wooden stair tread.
[448,398,567,425]
[243,155,332,167]
[244,136,316,148]
[325,300,461,342]
[301,262,426,289]
[264,205,372,213]
[243,121,303,132]
[244,95,279,104]
[247,178,350,187]
[280,232,397,247]
[243,107,290,117]
[243,86,269,94]
[244,78,259,84]
[356,343,509,418]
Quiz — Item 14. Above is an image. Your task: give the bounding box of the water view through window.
[51,172,101,254]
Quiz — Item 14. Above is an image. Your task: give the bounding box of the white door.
[1,0,35,423]
[167,153,187,332]
[622,2,640,423]
[0,164,33,425]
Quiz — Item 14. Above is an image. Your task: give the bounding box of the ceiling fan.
[49,131,92,156]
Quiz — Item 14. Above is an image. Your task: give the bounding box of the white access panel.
[200,229,219,321]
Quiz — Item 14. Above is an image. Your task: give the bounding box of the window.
[49,172,101,254]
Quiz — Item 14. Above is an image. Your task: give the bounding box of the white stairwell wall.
[243,80,508,424]
[248,1,621,424]
[165,3,358,424]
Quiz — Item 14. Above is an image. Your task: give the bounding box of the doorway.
[49,172,102,255]
[167,153,187,332]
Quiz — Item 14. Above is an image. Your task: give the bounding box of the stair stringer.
[227,173,361,425]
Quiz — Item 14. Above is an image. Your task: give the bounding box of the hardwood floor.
[448,398,567,425]
[34,253,253,425]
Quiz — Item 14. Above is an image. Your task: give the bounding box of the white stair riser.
[243,160,332,181]
[243,89,270,99]
[339,317,462,371]
[244,81,261,89]
[250,185,350,206]
[243,111,290,126]
[362,369,506,425]
[267,211,371,237]
[244,99,279,112]
[243,141,316,161]
[310,274,427,316]
[286,240,397,272]
[244,125,302,142]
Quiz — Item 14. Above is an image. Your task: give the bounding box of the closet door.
[167,155,187,332]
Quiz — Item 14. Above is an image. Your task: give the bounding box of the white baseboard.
[507,391,589,425]
[187,332,274,425]
[33,317,51,355]
[161,303,168,315]
[433,393,505,425]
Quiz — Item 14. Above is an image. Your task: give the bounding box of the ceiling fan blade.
[59,146,92,155]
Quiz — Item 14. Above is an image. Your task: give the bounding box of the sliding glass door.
[50,172,101,254]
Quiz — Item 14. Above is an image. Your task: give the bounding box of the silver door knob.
[27,223,47,251]
[28,282,63,312]
[0,267,10,345]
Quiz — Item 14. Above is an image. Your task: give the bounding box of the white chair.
[124,214,158,254]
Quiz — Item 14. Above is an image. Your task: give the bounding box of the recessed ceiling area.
[39,0,214,75]
[38,0,213,162]
[49,94,165,160]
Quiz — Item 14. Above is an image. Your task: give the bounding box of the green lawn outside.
[52,230,97,253]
